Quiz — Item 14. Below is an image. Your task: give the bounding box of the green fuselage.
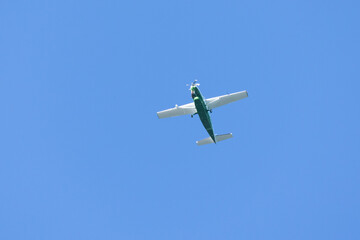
[191,86,216,143]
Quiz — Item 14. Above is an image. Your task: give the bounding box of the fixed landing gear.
[191,113,198,118]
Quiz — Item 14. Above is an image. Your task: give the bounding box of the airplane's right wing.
[157,102,196,119]
[206,90,248,110]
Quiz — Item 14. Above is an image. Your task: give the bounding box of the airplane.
[157,80,248,145]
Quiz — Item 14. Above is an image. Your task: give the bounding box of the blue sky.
[1,0,359,239]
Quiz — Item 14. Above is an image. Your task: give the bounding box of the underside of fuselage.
[191,86,216,143]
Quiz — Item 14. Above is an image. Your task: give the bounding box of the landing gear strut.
[191,113,198,118]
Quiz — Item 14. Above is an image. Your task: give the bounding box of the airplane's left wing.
[157,102,196,119]
[206,90,248,110]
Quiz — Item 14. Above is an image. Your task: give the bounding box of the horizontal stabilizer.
[196,133,233,146]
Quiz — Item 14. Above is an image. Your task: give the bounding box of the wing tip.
[156,113,164,119]
[156,112,162,119]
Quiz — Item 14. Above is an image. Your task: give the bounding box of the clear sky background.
[1,0,359,239]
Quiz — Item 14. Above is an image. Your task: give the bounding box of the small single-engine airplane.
[157,80,248,145]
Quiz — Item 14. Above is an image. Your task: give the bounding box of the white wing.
[206,90,248,110]
[157,102,197,119]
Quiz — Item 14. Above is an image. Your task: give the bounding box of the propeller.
[186,79,200,89]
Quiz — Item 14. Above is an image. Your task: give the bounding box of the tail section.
[196,133,233,146]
